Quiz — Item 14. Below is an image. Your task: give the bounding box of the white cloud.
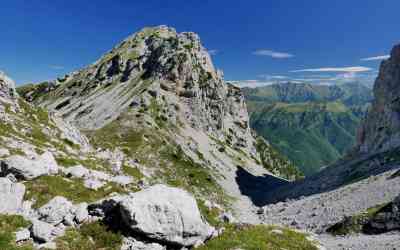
[253,50,294,59]
[229,80,275,88]
[208,49,218,56]
[257,74,289,80]
[290,66,372,73]
[361,55,390,61]
[50,65,65,70]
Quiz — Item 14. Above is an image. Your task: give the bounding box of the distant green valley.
[242,82,373,175]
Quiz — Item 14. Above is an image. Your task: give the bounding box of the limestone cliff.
[357,44,400,154]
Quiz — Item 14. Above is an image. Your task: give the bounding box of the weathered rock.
[121,237,166,250]
[74,202,89,224]
[84,178,106,190]
[38,196,75,225]
[64,165,90,178]
[112,175,133,185]
[367,194,400,233]
[0,148,10,158]
[119,184,215,247]
[15,228,31,242]
[1,155,48,180]
[0,177,25,214]
[0,71,16,103]
[30,219,63,243]
[39,152,59,175]
[1,152,59,180]
[357,44,400,154]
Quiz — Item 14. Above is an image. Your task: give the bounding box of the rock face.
[357,44,400,154]
[38,196,75,225]
[26,25,257,158]
[0,71,16,103]
[0,177,25,214]
[367,194,400,233]
[1,152,59,180]
[119,184,215,247]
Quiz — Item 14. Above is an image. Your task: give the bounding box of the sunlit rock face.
[357,44,400,154]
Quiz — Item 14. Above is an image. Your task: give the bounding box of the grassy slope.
[243,82,372,175]
[198,224,318,250]
[251,102,360,175]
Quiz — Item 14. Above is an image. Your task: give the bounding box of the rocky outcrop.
[367,195,400,233]
[0,71,16,104]
[357,44,400,154]
[0,177,25,214]
[0,152,59,180]
[30,219,65,243]
[119,184,215,247]
[38,196,76,225]
[121,238,166,250]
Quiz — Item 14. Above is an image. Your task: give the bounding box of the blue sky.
[1,0,399,86]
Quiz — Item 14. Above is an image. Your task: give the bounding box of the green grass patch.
[198,224,318,250]
[24,175,126,208]
[0,215,33,250]
[122,165,144,179]
[56,221,122,250]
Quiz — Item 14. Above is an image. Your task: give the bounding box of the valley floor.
[239,167,400,249]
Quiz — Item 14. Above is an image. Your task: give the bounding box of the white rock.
[15,228,31,242]
[30,220,57,242]
[119,184,215,247]
[1,152,58,180]
[65,165,89,178]
[38,242,57,249]
[40,152,59,175]
[84,178,106,190]
[112,175,133,185]
[1,155,48,180]
[0,177,25,214]
[89,170,110,181]
[74,203,89,224]
[121,237,166,250]
[38,196,75,225]
[0,148,10,157]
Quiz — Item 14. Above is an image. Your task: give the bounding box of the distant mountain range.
[242,82,373,175]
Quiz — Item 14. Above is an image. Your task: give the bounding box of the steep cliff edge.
[357,44,400,154]
[260,43,400,202]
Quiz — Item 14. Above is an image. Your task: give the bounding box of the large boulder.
[0,152,59,180]
[119,184,215,247]
[367,195,400,233]
[30,219,64,243]
[38,196,75,225]
[0,177,25,214]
